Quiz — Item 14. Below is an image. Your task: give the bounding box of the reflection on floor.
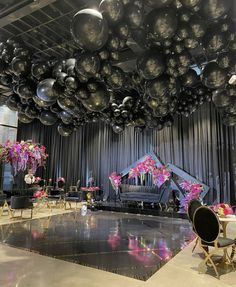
[0,210,194,281]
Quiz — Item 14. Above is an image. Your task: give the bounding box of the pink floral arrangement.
[152,165,171,187]
[33,190,47,198]
[109,172,122,189]
[0,140,48,175]
[80,186,100,192]
[57,177,65,182]
[180,180,203,211]
[212,203,233,216]
[128,155,156,179]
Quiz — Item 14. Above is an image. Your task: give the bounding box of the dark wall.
[17,103,236,204]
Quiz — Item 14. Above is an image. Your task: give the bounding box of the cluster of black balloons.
[0,0,236,136]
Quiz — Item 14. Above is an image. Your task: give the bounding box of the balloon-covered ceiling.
[0,0,236,136]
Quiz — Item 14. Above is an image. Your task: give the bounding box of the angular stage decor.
[110,151,209,211]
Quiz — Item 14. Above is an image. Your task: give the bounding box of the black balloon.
[212,89,231,108]
[201,0,231,20]
[76,52,100,78]
[203,28,225,54]
[116,22,130,39]
[180,0,201,9]
[75,88,90,100]
[81,83,110,112]
[146,8,178,41]
[17,83,35,99]
[65,76,79,90]
[189,16,206,38]
[99,0,124,24]
[202,62,227,89]
[112,124,124,134]
[59,110,73,124]
[136,50,165,80]
[71,9,109,51]
[181,69,199,87]
[146,0,174,8]
[31,62,48,79]
[58,123,74,136]
[33,96,55,107]
[37,78,58,102]
[125,4,143,29]
[18,112,33,123]
[39,111,58,126]
[106,67,126,89]
[11,57,29,76]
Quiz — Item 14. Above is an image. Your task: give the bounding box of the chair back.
[193,206,220,243]
[11,196,32,209]
[187,199,202,223]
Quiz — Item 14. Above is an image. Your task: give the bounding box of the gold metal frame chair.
[193,206,236,278]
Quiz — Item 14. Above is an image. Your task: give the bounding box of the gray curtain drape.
[17,103,236,204]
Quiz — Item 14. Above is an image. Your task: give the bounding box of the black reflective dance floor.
[0,211,194,281]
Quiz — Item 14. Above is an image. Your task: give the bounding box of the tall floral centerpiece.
[180,180,203,211]
[109,172,122,194]
[0,140,48,175]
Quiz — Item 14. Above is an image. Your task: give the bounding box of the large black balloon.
[202,62,227,89]
[136,50,165,80]
[76,52,100,78]
[57,123,74,137]
[99,0,124,24]
[201,0,231,20]
[18,112,33,123]
[146,8,178,41]
[37,78,58,102]
[81,83,110,112]
[71,9,108,51]
[39,111,58,126]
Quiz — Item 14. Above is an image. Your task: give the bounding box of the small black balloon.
[76,52,100,78]
[58,123,74,136]
[39,111,58,126]
[18,112,33,123]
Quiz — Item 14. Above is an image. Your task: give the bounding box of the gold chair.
[193,206,236,278]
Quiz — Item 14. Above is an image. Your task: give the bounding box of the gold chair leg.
[201,249,219,279]
[230,245,235,261]
[192,237,199,253]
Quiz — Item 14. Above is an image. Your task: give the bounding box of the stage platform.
[95,201,188,220]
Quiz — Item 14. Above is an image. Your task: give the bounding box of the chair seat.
[202,237,236,247]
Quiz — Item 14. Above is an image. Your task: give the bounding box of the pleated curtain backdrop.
[17,103,236,205]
